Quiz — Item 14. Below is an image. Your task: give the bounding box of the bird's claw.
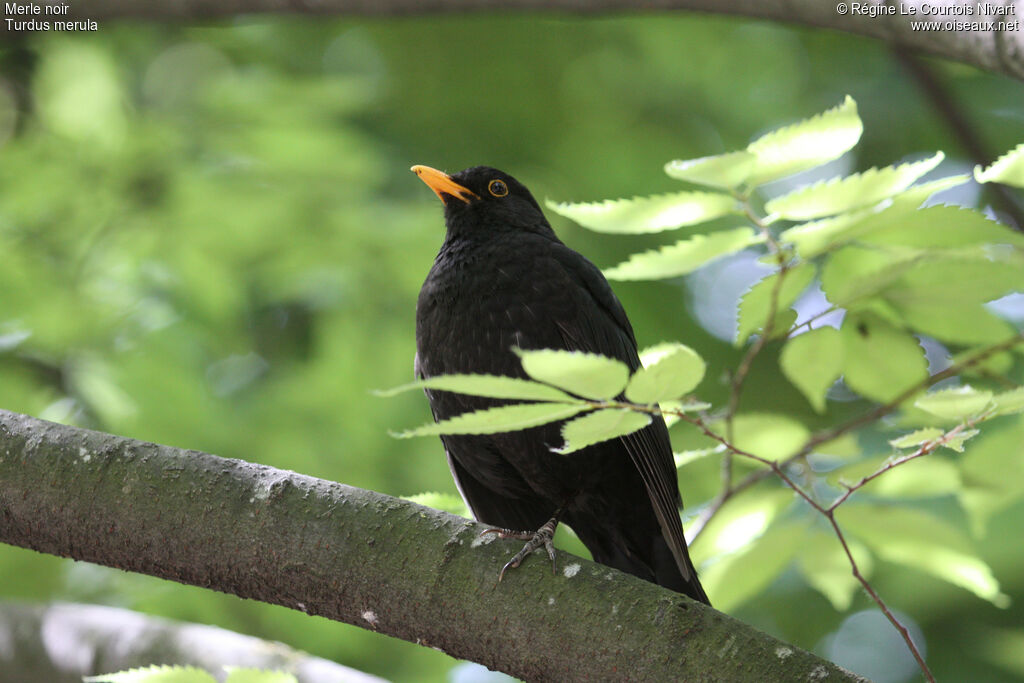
[482,515,559,582]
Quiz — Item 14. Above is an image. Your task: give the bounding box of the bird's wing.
[417,352,551,531]
[446,448,552,531]
[551,244,696,584]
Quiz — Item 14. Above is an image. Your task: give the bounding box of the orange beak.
[411,165,479,204]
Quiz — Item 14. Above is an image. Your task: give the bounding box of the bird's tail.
[651,532,710,604]
[569,513,711,605]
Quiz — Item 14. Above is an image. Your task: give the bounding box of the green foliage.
[627,342,705,403]
[376,374,573,402]
[717,412,811,461]
[3,26,1022,681]
[796,531,873,611]
[554,408,652,454]
[838,312,928,403]
[546,191,738,233]
[85,667,296,683]
[975,142,1024,188]
[663,151,756,190]
[602,227,763,280]
[404,491,470,516]
[515,348,630,399]
[838,504,1009,606]
[779,326,842,413]
[736,262,816,345]
[392,96,1024,663]
[779,175,971,258]
[743,95,862,186]
[992,387,1024,416]
[888,427,944,449]
[763,152,943,220]
[393,402,589,438]
[699,520,807,612]
[85,666,216,683]
[914,386,994,421]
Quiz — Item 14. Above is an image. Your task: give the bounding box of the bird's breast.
[416,242,577,377]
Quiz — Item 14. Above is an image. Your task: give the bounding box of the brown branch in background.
[893,45,1024,233]
[3,0,1024,81]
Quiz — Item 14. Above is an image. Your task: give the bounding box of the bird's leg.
[481,503,568,581]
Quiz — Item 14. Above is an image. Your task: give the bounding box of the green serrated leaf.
[858,204,1024,249]
[689,488,797,563]
[603,227,762,281]
[779,175,969,258]
[404,491,469,516]
[515,348,630,399]
[546,192,737,234]
[626,342,706,403]
[697,520,807,611]
[885,258,1024,310]
[820,246,923,309]
[959,420,1024,536]
[736,262,816,345]
[896,458,963,496]
[660,399,712,427]
[375,374,576,402]
[780,209,873,260]
[85,666,217,683]
[393,402,588,438]
[915,386,994,420]
[767,309,798,340]
[840,313,928,404]
[780,326,843,413]
[942,428,980,453]
[842,456,962,498]
[975,142,1024,188]
[765,153,944,221]
[992,387,1024,416]
[745,95,863,186]
[674,445,724,468]
[888,301,1016,346]
[664,151,756,189]
[839,503,1009,606]
[812,433,862,459]
[954,348,1015,377]
[224,668,298,683]
[889,427,945,448]
[796,530,873,611]
[713,413,810,461]
[554,408,652,454]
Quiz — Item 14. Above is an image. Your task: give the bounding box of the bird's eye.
[488,179,509,197]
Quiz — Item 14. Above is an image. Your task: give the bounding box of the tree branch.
[0,601,385,683]
[3,1,1024,80]
[0,409,863,682]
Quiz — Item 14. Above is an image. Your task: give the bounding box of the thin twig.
[722,196,792,487]
[828,419,980,511]
[685,331,1024,539]
[693,423,937,682]
[660,334,1023,683]
[799,332,1024,456]
[786,303,840,337]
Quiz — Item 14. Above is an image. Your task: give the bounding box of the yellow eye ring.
[488,179,509,197]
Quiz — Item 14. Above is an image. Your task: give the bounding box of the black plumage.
[412,164,709,605]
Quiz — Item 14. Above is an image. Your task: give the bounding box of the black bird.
[412,164,709,605]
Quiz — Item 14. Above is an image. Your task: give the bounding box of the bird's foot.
[481,515,559,582]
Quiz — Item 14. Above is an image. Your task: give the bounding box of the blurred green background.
[1,14,1023,683]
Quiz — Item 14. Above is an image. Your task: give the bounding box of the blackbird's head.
[411,165,553,239]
